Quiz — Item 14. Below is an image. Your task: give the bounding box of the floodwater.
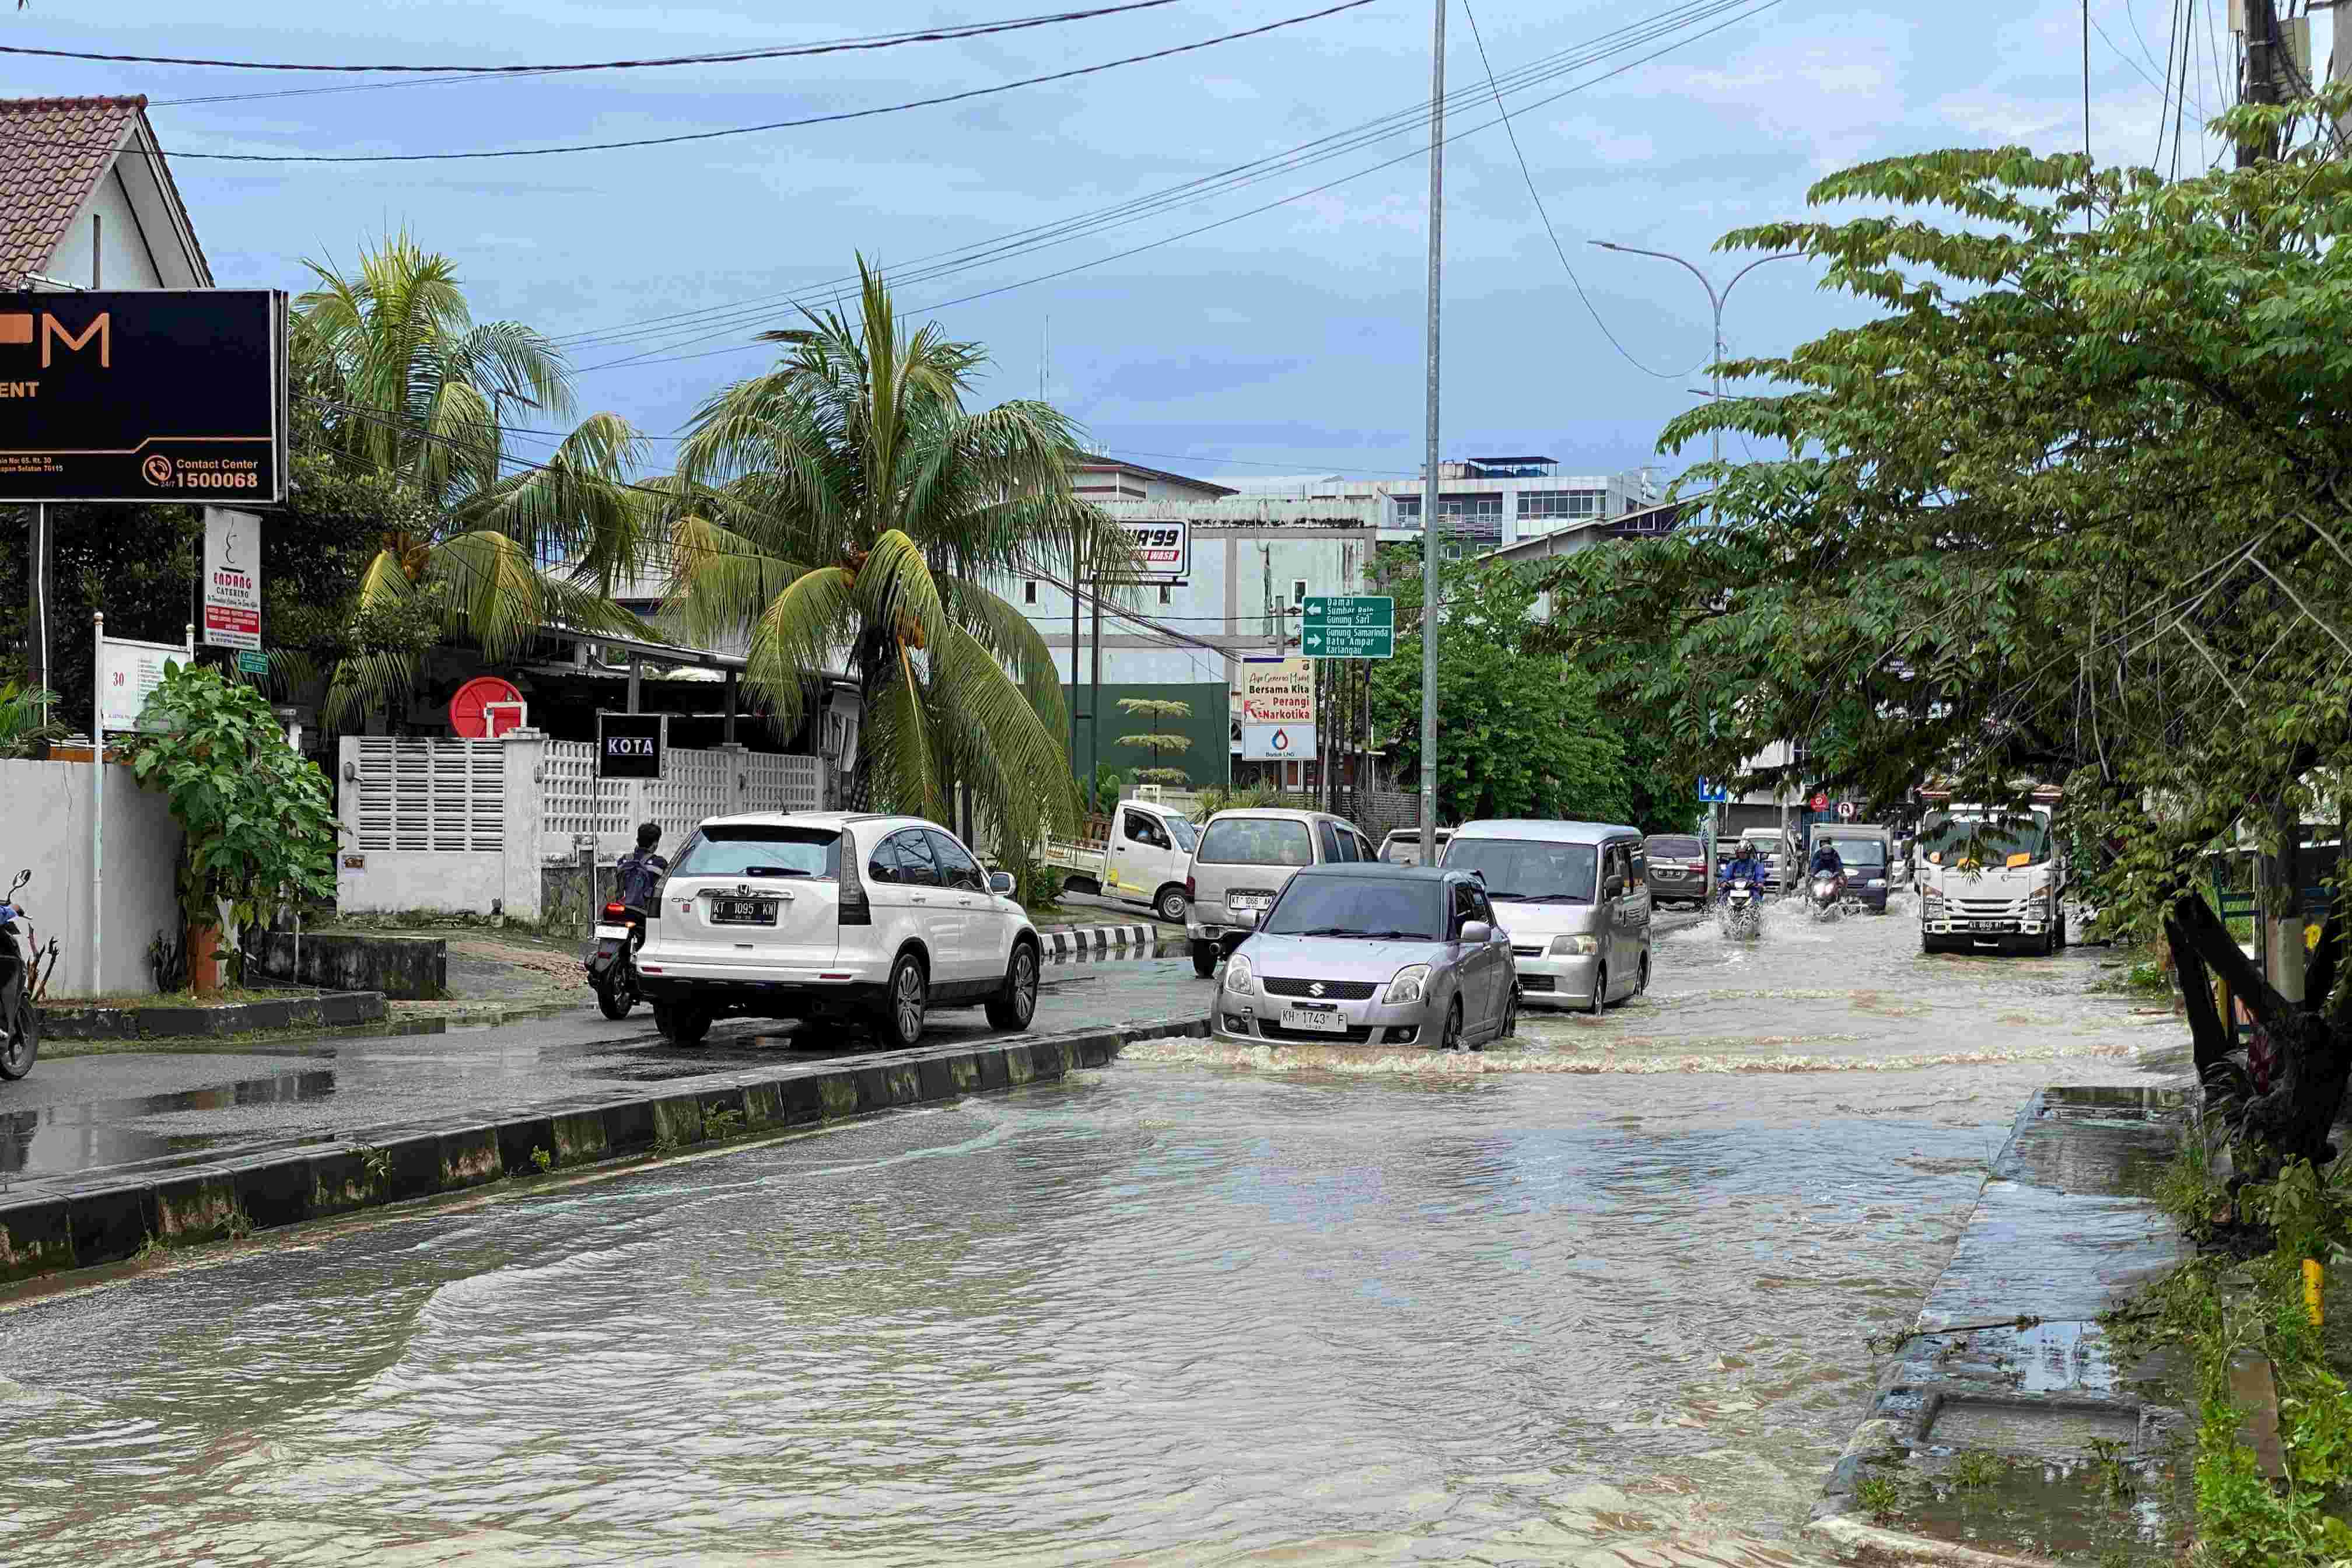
[0,896,2178,1565]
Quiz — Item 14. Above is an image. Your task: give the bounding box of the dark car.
[1644,834,1710,907]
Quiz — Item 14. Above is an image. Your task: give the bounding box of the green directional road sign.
[1301,594,1394,659]
[235,649,269,674]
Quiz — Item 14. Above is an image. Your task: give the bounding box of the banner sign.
[1112,517,1189,582]
[1241,723,1315,762]
[97,632,188,732]
[202,506,262,650]
[1238,656,1315,724]
[0,289,288,503]
[598,712,666,780]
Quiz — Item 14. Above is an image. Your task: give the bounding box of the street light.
[1588,241,1800,473]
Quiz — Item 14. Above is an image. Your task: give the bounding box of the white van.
[1443,820,1653,1014]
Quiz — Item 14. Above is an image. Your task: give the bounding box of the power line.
[572,0,1786,374]
[541,0,1764,357]
[1457,0,1702,381]
[2,0,1188,74]
[0,0,1377,163]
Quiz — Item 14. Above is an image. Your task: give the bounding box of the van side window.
[1628,842,1647,889]
[1352,831,1376,863]
[1318,820,1343,862]
[1603,845,1628,895]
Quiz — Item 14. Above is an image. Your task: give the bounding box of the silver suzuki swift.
[1212,864,1518,1050]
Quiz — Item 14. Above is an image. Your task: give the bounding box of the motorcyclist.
[1718,842,1764,899]
[1808,839,1847,902]
[614,822,668,949]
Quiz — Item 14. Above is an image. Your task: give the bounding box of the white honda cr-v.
[635,811,1043,1049]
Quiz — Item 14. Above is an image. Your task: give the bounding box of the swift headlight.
[1549,933,1601,956]
[1384,964,1431,1005]
[1223,954,1256,996]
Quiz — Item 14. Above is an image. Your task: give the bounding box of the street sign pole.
[1418,0,1444,865]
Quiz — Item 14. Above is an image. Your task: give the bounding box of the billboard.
[1111,517,1188,582]
[202,506,262,650]
[1237,656,1314,724]
[0,289,287,503]
[1240,723,1315,762]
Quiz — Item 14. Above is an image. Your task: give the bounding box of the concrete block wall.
[0,758,183,997]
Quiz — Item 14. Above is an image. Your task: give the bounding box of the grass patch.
[2108,1132,2352,1566]
[61,986,320,1010]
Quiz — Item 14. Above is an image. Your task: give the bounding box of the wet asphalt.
[0,944,1218,1187]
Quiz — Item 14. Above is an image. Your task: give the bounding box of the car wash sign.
[0,289,288,503]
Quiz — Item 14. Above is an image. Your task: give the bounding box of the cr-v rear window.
[1197,817,1314,866]
[670,825,841,880]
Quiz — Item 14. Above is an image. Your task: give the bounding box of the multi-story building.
[1213,455,1664,558]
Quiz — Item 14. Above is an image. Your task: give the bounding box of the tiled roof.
[0,95,209,288]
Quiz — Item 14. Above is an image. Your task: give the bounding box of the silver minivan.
[1441,819,1653,1013]
[1185,808,1378,977]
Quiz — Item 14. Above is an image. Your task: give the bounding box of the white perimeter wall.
[0,759,183,997]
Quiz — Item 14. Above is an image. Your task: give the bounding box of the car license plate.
[594,925,632,940]
[1279,1006,1346,1033]
[710,898,776,926]
[1231,894,1270,911]
[1969,919,2016,932]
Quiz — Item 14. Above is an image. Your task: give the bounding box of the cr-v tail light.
[838,830,873,925]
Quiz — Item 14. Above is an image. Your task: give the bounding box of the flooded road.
[0,897,2179,1565]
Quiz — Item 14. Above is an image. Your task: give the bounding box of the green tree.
[1541,93,2352,1172]
[654,258,1131,845]
[125,664,338,988]
[295,233,648,726]
[1371,550,1628,824]
[1115,696,1193,786]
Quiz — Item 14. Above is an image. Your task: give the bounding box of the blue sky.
[7,0,2255,484]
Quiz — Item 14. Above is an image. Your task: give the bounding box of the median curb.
[0,1013,1212,1285]
[42,989,388,1041]
[1036,922,1160,957]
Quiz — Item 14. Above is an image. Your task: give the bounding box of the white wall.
[0,759,183,998]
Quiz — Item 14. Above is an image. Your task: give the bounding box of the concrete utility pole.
[2238,0,2284,167]
[1416,0,1445,864]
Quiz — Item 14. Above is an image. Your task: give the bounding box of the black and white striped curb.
[1038,923,1161,958]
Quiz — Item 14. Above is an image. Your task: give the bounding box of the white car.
[635,811,1043,1049]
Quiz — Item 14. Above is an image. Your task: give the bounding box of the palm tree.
[296,233,649,726]
[653,258,1133,846]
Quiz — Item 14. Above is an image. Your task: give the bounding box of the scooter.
[583,900,643,1020]
[1717,876,1763,940]
[0,869,55,1080]
[1807,869,1861,921]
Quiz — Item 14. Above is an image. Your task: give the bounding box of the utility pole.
[1088,547,1103,802]
[27,506,50,724]
[1416,0,1445,863]
[2238,0,2283,167]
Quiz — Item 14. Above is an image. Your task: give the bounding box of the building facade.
[1211,455,1663,557]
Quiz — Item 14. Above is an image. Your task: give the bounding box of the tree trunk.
[2167,892,2350,1177]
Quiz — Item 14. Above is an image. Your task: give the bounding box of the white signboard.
[1237,656,1314,724]
[1241,723,1316,762]
[202,506,261,650]
[98,633,187,732]
[1114,517,1189,582]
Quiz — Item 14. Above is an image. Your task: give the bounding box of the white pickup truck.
[1042,799,1199,923]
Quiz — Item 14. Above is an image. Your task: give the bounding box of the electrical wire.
[2152,0,2180,170]
[1,0,1189,74]
[0,0,1378,163]
[540,0,1765,357]
[570,0,1786,373]
[1457,0,1702,381]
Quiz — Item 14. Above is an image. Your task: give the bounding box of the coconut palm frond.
[657,513,810,646]
[927,618,1082,838]
[467,410,648,579]
[863,646,943,821]
[858,529,949,658]
[741,563,857,737]
[427,530,558,662]
[943,575,1069,745]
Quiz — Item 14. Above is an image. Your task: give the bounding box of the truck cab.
[1916,801,2068,956]
[1050,800,1199,923]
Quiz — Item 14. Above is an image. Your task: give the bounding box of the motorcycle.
[1807,869,1862,921]
[1717,876,1763,940]
[583,900,644,1020]
[0,868,56,1080]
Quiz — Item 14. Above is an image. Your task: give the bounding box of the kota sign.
[0,289,288,503]
[202,506,262,650]
[598,712,666,780]
[1301,595,1393,659]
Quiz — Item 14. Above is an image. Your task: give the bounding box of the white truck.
[1042,797,1199,923]
[1916,793,2070,956]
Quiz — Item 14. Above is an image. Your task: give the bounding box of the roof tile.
[0,96,201,288]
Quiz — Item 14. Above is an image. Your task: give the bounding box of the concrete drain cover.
[1928,1398,2139,1452]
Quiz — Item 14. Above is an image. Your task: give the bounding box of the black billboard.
[0,288,286,503]
[598,712,666,780]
